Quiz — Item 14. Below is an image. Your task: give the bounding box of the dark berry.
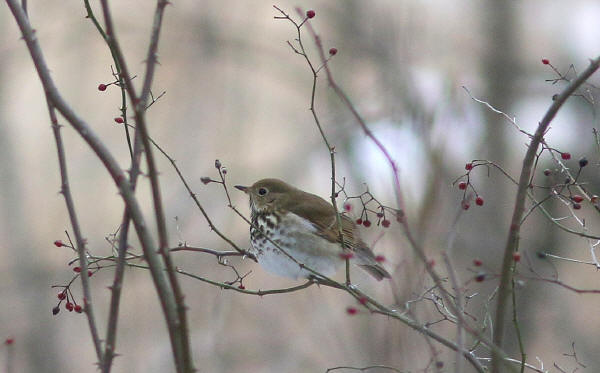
[536,251,546,259]
[214,159,221,169]
[543,169,551,176]
[88,270,93,277]
[573,203,582,210]
[306,10,315,18]
[200,177,211,185]
[98,84,107,91]
[475,272,486,282]
[579,157,588,168]
[52,305,60,315]
[381,219,391,228]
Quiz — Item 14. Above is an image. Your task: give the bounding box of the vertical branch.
[275,6,351,283]
[46,98,103,364]
[4,2,188,372]
[97,1,193,371]
[490,56,600,373]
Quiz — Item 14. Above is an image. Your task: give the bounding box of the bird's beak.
[234,185,248,193]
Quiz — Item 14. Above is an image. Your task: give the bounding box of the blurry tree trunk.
[481,0,520,361]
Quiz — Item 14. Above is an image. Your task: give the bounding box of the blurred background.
[2,1,600,372]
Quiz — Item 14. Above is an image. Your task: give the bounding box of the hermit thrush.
[235,179,391,281]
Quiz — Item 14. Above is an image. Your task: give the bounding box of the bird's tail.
[358,263,392,281]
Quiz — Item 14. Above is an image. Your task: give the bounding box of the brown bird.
[235,178,391,281]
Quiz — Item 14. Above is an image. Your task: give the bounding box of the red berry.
[541,58,550,65]
[73,267,81,273]
[114,117,124,124]
[355,218,363,225]
[465,163,473,171]
[374,255,386,263]
[513,252,521,262]
[458,182,467,190]
[358,297,368,305]
[306,10,315,18]
[343,203,352,212]
[475,272,486,282]
[74,305,83,313]
[329,47,338,56]
[88,270,93,277]
[58,292,66,300]
[346,306,358,315]
[473,259,483,266]
[573,203,582,210]
[543,169,551,176]
[561,152,571,160]
[98,83,107,91]
[5,337,14,345]
[475,196,484,206]
[462,200,470,210]
[66,302,74,311]
[339,252,354,260]
[572,195,584,203]
[238,284,245,290]
[381,219,391,228]
[54,240,63,247]
[362,220,372,227]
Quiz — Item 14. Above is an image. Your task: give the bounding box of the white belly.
[251,212,343,280]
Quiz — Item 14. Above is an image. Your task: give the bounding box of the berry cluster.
[53,287,83,315]
[540,151,596,211]
[455,162,485,210]
[52,236,97,316]
[336,182,396,229]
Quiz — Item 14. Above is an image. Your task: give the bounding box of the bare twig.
[46,99,103,363]
[5,2,188,372]
[492,55,600,373]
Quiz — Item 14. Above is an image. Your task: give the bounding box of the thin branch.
[46,98,103,363]
[4,3,185,372]
[492,55,600,373]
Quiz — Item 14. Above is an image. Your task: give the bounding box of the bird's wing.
[285,192,357,249]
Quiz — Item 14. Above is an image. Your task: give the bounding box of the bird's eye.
[258,187,268,196]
